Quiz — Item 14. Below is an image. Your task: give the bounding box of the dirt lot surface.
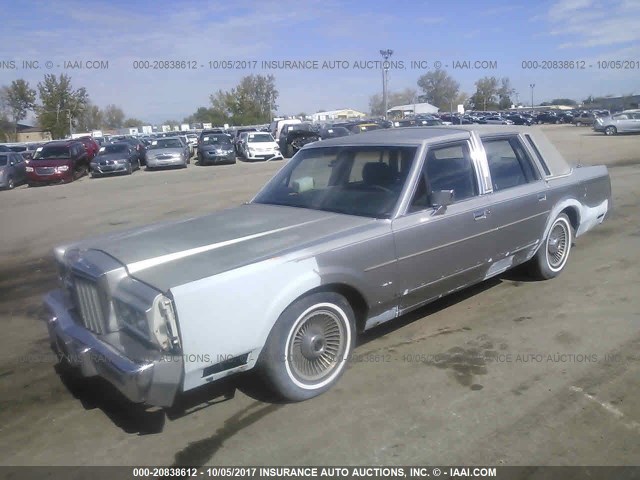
[0,125,638,467]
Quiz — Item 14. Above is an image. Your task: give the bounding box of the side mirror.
[429,189,454,215]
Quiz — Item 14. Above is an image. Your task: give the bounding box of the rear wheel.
[528,213,573,279]
[605,126,617,136]
[257,292,355,401]
[576,121,582,126]
[7,176,14,189]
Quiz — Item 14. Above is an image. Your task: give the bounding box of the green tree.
[0,86,11,142]
[469,76,500,110]
[103,104,125,129]
[497,77,515,110]
[123,118,144,128]
[550,98,577,106]
[369,88,419,116]
[76,102,104,131]
[416,69,460,111]
[5,79,37,140]
[36,74,89,139]
[206,74,279,125]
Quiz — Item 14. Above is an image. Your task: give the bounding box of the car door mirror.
[429,189,454,215]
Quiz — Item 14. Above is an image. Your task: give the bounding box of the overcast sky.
[1,0,638,124]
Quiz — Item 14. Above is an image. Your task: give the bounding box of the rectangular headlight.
[114,299,150,341]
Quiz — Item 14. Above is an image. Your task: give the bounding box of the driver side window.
[409,142,478,211]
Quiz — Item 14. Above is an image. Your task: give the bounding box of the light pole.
[530,83,535,110]
[380,49,393,119]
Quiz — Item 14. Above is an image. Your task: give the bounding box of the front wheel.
[576,121,582,126]
[257,292,356,401]
[528,213,573,280]
[605,126,617,136]
[6,176,14,189]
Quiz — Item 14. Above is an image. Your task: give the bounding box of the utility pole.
[530,83,535,110]
[380,49,393,119]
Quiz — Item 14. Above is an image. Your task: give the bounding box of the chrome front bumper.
[43,289,183,407]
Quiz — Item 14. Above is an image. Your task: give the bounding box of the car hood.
[65,203,376,292]
[147,148,183,156]
[30,159,72,167]
[93,153,129,163]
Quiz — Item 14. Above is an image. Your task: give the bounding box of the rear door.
[392,140,493,312]
[481,135,550,276]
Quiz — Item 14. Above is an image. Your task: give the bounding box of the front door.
[392,140,493,312]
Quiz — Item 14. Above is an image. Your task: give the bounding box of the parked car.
[573,112,596,126]
[197,133,236,165]
[318,126,352,139]
[278,123,320,158]
[349,123,381,134]
[42,126,611,407]
[76,136,100,160]
[535,112,562,124]
[505,114,534,126]
[26,141,89,186]
[241,132,282,161]
[109,136,147,166]
[177,135,194,159]
[232,128,258,155]
[593,111,640,135]
[272,119,302,141]
[0,145,12,152]
[484,116,514,125]
[90,142,141,177]
[0,151,27,189]
[145,137,189,169]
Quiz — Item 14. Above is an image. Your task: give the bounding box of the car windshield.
[253,145,417,218]
[201,135,232,146]
[99,144,129,154]
[0,155,7,166]
[247,133,273,143]
[33,145,70,159]
[149,138,183,149]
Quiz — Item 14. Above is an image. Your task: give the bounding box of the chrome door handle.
[538,193,547,201]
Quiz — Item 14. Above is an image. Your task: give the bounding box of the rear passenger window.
[484,137,540,191]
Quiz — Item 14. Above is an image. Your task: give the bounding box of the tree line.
[0,74,146,141]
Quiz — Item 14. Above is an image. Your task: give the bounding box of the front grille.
[36,167,55,175]
[72,276,107,334]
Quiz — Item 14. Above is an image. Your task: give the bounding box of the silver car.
[42,126,611,407]
[0,152,27,189]
[145,137,189,169]
[594,110,640,135]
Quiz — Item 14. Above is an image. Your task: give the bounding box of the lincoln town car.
[42,126,611,406]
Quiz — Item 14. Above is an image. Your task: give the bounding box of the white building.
[387,102,439,116]
[311,109,367,122]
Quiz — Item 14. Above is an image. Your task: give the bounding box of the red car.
[26,140,90,186]
[76,136,100,159]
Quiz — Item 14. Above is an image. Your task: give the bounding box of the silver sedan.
[145,137,189,169]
